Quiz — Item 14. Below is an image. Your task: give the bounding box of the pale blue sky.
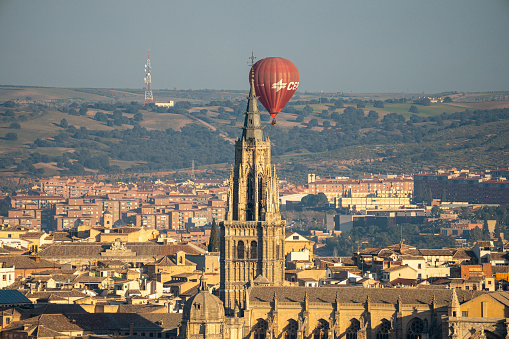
[1,0,508,93]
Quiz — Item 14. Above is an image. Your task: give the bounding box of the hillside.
[0,86,508,189]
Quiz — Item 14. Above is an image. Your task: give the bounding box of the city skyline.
[0,0,508,93]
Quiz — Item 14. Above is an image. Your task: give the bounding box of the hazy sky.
[1,0,508,93]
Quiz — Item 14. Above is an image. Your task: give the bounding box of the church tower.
[220,76,286,315]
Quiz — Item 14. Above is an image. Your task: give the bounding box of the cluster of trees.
[30,122,232,175]
[325,223,457,256]
[1,101,48,123]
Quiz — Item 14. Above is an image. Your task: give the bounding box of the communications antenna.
[144,50,154,105]
[191,160,195,181]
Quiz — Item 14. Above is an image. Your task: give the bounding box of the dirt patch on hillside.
[447,101,509,110]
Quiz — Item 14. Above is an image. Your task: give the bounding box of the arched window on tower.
[251,241,258,259]
[237,241,244,259]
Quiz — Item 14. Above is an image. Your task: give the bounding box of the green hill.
[0,86,508,189]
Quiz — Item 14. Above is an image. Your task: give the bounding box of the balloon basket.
[271,118,276,126]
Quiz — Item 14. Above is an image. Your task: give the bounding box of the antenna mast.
[144,50,154,106]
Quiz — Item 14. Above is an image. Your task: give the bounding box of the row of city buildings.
[1,167,507,235]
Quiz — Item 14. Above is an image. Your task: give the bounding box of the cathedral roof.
[249,286,485,306]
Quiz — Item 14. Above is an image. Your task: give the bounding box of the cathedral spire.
[242,77,264,141]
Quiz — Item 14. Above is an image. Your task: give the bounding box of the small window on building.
[418,264,422,269]
[462,311,468,317]
[293,235,299,240]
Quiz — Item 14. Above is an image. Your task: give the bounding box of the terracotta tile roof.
[249,286,484,305]
[399,255,425,260]
[73,275,109,283]
[0,255,59,269]
[116,304,167,313]
[490,252,509,260]
[36,325,68,338]
[359,248,381,255]
[387,278,423,287]
[37,242,203,259]
[19,232,46,239]
[52,232,73,241]
[24,290,87,299]
[383,265,416,273]
[492,266,509,274]
[452,249,475,260]
[15,304,88,316]
[418,249,454,256]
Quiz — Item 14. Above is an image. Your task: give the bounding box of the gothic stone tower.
[220,78,285,315]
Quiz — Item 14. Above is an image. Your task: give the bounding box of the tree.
[301,193,329,208]
[5,132,18,140]
[483,219,490,238]
[373,100,384,108]
[367,110,379,121]
[431,206,442,217]
[302,105,313,116]
[357,101,365,109]
[307,119,318,127]
[95,111,108,122]
[9,122,21,129]
[468,227,483,242]
[60,118,68,128]
[443,96,453,103]
[113,110,123,120]
[333,99,344,108]
[208,219,220,252]
[418,97,431,106]
[409,105,419,113]
[134,112,144,121]
[4,109,15,116]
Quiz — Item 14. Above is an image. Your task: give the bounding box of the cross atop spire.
[248,51,257,67]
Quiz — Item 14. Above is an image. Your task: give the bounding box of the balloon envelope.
[250,57,299,118]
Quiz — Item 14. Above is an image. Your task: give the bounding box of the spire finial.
[248,51,257,67]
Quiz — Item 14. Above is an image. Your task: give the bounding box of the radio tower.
[144,50,154,106]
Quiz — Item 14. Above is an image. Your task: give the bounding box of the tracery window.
[313,319,329,339]
[251,241,258,259]
[237,241,245,259]
[253,319,268,339]
[406,317,425,339]
[284,319,298,339]
[376,319,391,339]
[346,319,360,339]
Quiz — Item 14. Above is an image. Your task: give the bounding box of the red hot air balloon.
[250,57,299,125]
